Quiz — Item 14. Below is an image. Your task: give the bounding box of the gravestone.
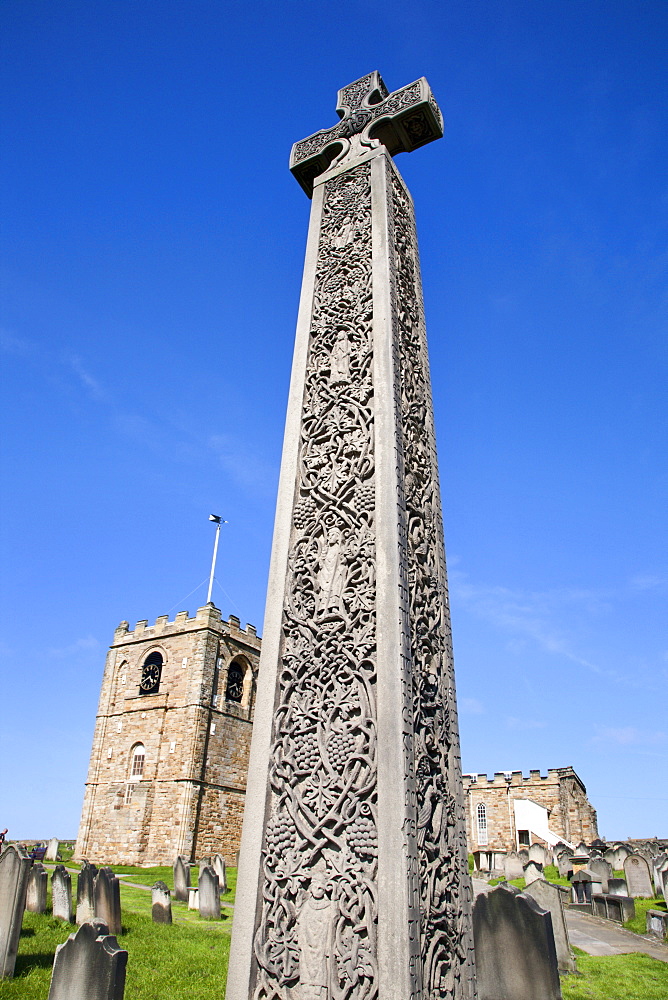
[47,919,127,1000]
[528,844,549,866]
[45,838,60,862]
[52,865,73,922]
[473,883,561,1000]
[607,878,628,896]
[0,845,32,978]
[94,868,121,935]
[504,852,524,880]
[226,71,475,1000]
[151,882,172,925]
[662,868,668,901]
[623,854,653,898]
[173,856,190,902]
[652,854,668,895]
[571,870,602,906]
[26,862,48,913]
[76,861,98,924]
[198,866,220,920]
[523,860,543,885]
[518,849,530,863]
[603,848,618,869]
[603,894,635,923]
[188,888,199,910]
[592,894,607,918]
[570,852,590,874]
[588,857,612,892]
[213,854,228,893]
[556,852,573,878]
[523,877,576,973]
[646,909,668,939]
[199,858,211,876]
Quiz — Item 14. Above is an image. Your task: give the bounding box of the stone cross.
[226,72,475,1000]
[47,919,127,1000]
[26,862,48,913]
[151,881,172,924]
[0,845,32,978]
[52,865,74,922]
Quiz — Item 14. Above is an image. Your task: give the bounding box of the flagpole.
[206,515,226,604]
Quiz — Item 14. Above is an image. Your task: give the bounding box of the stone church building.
[462,767,599,865]
[75,603,260,865]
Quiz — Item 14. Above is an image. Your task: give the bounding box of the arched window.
[130,744,145,778]
[139,652,162,695]
[477,802,488,846]
[225,661,244,703]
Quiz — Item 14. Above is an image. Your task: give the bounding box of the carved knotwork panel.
[389,162,476,1000]
[254,162,378,1000]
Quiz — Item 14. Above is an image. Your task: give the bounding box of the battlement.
[463,765,583,790]
[113,604,260,645]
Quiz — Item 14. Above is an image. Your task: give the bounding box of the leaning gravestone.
[198,866,220,920]
[45,838,60,862]
[225,71,476,1000]
[94,868,122,935]
[623,854,653,898]
[523,860,543,885]
[47,919,127,1000]
[0,845,32,978]
[504,852,524,880]
[524,877,576,973]
[52,866,73,922]
[173,856,190,902]
[151,882,172,925]
[76,861,98,924]
[473,883,562,1000]
[528,844,549,866]
[26,862,48,913]
[213,853,228,893]
[588,857,612,892]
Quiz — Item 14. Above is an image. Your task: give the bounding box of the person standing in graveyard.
[0,828,7,851]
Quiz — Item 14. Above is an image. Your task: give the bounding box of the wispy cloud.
[0,328,35,357]
[68,355,108,402]
[47,636,100,659]
[506,716,546,731]
[591,726,667,749]
[630,574,666,591]
[460,697,485,715]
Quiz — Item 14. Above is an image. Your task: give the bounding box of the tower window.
[125,784,134,805]
[139,652,162,695]
[477,802,488,846]
[225,662,244,703]
[130,744,145,778]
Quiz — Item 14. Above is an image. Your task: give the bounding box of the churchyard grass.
[623,897,667,936]
[561,948,668,1000]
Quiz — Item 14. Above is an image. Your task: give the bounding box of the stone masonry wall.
[462,767,598,852]
[75,605,260,866]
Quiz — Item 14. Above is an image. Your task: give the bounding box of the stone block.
[47,919,127,1000]
[646,909,668,939]
[0,845,31,978]
[605,894,635,923]
[607,878,628,896]
[473,883,562,1000]
[52,865,73,922]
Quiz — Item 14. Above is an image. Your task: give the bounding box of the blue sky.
[1,1,666,841]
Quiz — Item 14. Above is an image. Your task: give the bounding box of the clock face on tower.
[139,653,162,695]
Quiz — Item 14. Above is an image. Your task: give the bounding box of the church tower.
[75,603,260,865]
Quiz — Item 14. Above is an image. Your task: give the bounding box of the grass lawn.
[562,948,668,1000]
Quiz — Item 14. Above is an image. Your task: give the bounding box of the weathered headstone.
[652,854,668,895]
[45,838,60,862]
[94,868,121,935]
[198,865,220,920]
[47,919,127,1000]
[504,852,524,880]
[603,847,618,869]
[523,877,576,973]
[0,845,32,978]
[598,894,635,923]
[473,883,562,1000]
[76,861,98,924]
[556,852,573,878]
[26,862,48,913]
[607,878,628,896]
[623,853,653,898]
[662,868,668,901]
[226,71,475,1000]
[588,857,612,892]
[198,857,211,876]
[151,881,172,924]
[571,870,602,906]
[528,844,549,866]
[188,888,198,910]
[173,856,191,902]
[212,854,228,893]
[646,909,668,939]
[523,860,543,885]
[52,865,73,922]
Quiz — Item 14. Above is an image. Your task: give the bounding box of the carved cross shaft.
[290,71,443,197]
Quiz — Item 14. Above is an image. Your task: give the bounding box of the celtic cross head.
[290,71,443,197]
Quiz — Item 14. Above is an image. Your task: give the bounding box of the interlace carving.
[253,162,378,1000]
[390,164,476,1000]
